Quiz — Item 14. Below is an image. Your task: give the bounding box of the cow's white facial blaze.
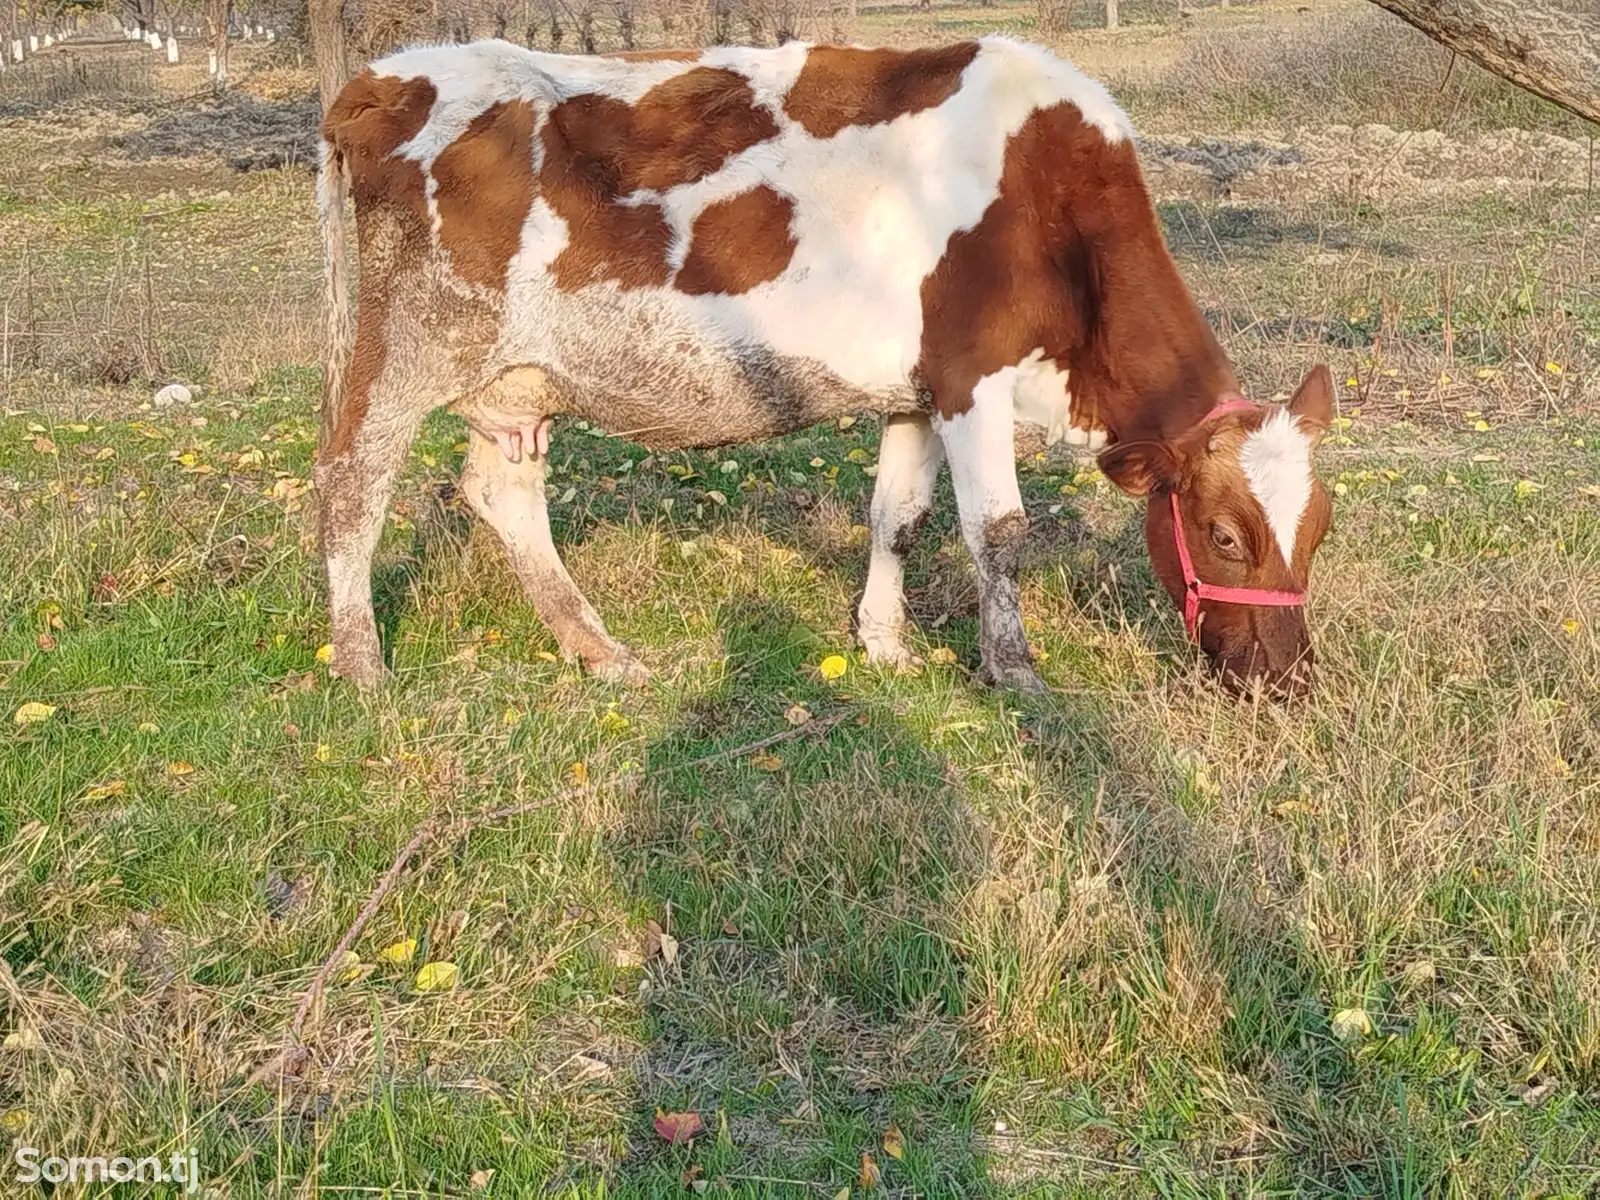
[1238,407,1313,568]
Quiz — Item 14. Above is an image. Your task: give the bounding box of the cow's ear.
[1288,364,1333,434]
[1097,440,1181,497]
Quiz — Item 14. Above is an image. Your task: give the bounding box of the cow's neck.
[1061,184,1238,446]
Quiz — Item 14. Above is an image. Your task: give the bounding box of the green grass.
[1,378,1597,1195]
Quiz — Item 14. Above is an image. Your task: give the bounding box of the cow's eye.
[1210,524,1243,557]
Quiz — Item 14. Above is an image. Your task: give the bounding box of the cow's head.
[1097,366,1334,698]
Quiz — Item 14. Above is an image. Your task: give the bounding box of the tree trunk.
[308,0,348,114]
[207,0,229,94]
[1365,0,1600,125]
[1105,0,1117,29]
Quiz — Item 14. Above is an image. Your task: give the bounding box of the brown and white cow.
[315,37,1334,697]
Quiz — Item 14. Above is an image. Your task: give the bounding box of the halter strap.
[1170,395,1306,641]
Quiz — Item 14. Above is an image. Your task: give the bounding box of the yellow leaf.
[569,760,589,784]
[313,743,331,762]
[818,654,848,681]
[1331,1008,1372,1041]
[166,760,195,776]
[784,703,812,726]
[136,721,159,734]
[1472,420,1490,432]
[838,415,856,429]
[535,650,559,662]
[315,643,334,664]
[82,779,127,800]
[65,423,88,433]
[12,701,58,726]
[881,1122,905,1160]
[1344,377,1358,387]
[2,1027,43,1050]
[750,752,783,772]
[332,950,364,985]
[502,706,522,726]
[378,938,417,964]
[413,961,458,992]
[1561,619,1579,635]
[927,647,957,665]
[809,456,825,468]
[835,1190,851,1200]
[598,709,630,735]
[0,1109,28,1133]
[1545,361,1563,375]
[858,1152,881,1187]
[94,446,116,461]
[1400,960,1436,991]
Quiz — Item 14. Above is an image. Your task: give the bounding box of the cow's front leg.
[459,426,647,683]
[859,414,944,666]
[937,374,1046,694]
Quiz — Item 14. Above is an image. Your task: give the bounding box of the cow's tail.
[316,132,353,456]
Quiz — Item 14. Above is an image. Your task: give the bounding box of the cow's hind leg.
[938,376,1045,694]
[459,427,646,683]
[315,398,427,690]
[859,414,944,666]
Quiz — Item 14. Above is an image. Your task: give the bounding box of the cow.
[314,36,1334,699]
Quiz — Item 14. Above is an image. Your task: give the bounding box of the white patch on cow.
[1008,347,1108,449]
[1238,407,1313,567]
[703,41,810,121]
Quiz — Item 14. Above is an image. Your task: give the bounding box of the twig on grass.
[246,791,574,1088]
[666,709,853,769]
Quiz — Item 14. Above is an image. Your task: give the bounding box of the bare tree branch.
[1365,0,1600,125]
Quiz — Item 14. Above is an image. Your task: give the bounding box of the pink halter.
[1170,395,1306,641]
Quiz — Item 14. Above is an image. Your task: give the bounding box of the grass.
[2,2,1600,1194]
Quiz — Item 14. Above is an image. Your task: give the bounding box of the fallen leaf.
[378,938,418,965]
[81,779,127,800]
[332,950,364,985]
[659,931,680,966]
[818,654,848,681]
[1330,1008,1372,1041]
[35,633,55,651]
[1400,960,1437,991]
[166,760,195,776]
[0,1109,28,1133]
[881,1122,905,1160]
[599,709,630,735]
[3,1027,43,1050]
[32,436,57,454]
[569,760,589,784]
[653,1109,703,1144]
[1561,619,1579,635]
[750,752,783,772]
[502,706,522,726]
[313,743,331,763]
[834,1190,851,1200]
[315,643,333,664]
[414,961,458,992]
[784,703,812,726]
[858,1152,881,1187]
[927,647,957,665]
[469,1168,494,1189]
[681,1164,703,1187]
[13,701,58,726]
[136,721,159,734]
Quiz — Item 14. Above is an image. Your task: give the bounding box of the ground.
[0,1,1598,1195]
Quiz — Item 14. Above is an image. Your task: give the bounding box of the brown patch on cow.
[675,186,797,296]
[782,43,978,139]
[543,67,781,291]
[433,99,536,292]
[916,102,1235,429]
[321,69,438,458]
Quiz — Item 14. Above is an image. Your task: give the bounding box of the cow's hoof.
[979,661,1049,695]
[860,628,919,669]
[589,648,650,685]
